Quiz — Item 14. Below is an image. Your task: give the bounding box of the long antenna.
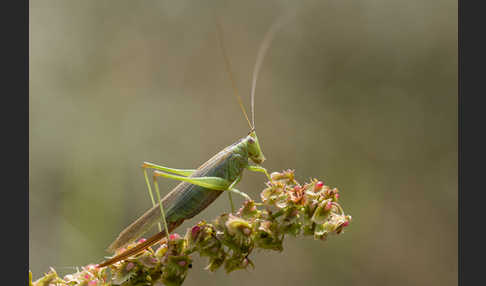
[250,16,287,128]
[215,17,253,130]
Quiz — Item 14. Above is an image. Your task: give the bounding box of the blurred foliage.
[30,1,457,286]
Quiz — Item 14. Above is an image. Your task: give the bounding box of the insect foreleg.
[227,175,242,213]
[143,168,162,231]
[247,165,271,179]
[227,187,251,201]
[141,162,197,232]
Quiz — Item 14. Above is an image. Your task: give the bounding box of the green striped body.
[163,142,249,221]
[107,138,251,252]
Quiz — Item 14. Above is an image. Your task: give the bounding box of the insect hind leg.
[141,161,196,232]
[152,174,172,241]
[142,168,162,232]
[142,161,196,177]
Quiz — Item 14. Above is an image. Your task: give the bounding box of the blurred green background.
[30,0,457,285]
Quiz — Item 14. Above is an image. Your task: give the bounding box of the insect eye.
[248,138,255,144]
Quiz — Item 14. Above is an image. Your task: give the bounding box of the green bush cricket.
[97,19,284,268]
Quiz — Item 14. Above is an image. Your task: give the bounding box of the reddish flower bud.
[342,221,349,227]
[324,201,332,211]
[335,193,340,199]
[241,258,249,268]
[315,181,324,191]
[191,225,201,238]
[138,238,147,243]
[126,262,135,271]
[115,247,126,255]
[169,233,180,240]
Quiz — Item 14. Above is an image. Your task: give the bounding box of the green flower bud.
[261,181,289,208]
[160,255,191,286]
[310,199,332,224]
[136,253,159,268]
[224,255,254,273]
[254,220,283,251]
[155,244,168,258]
[270,169,295,182]
[225,214,252,237]
[205,256,225,272]
[32,268,60,286]
[314,221,337,240]
[237,200,259,219]
[112,263,137,285]
[270,171,284,180]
